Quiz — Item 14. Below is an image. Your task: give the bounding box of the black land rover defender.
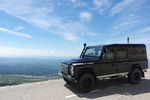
[60,44,148,92]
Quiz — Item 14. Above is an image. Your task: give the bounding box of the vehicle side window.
[117,49,127,58]
[103,49,114,60]
[128,47,146,58]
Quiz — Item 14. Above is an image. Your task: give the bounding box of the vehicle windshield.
[83,46,103,57]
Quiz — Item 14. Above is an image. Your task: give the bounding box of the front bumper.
[59,71,77,83]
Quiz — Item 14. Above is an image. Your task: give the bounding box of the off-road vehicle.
[60,43,148,92]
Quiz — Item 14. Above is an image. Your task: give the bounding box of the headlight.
[69,65,74,76]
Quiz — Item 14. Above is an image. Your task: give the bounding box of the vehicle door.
[99,47,117,76]
[116,47,128,73]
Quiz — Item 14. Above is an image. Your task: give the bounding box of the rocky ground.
[0,70,150,100]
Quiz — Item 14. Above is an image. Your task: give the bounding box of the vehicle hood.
[62,57,99,65]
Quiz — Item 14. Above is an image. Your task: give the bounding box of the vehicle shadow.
[64,77,150,99]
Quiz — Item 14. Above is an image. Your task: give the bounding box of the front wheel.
[77,73,96,93]
[128,68,142,84]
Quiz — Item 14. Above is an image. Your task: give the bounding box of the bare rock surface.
[0,70,150,100]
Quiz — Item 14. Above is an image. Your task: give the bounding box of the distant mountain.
[0,56,76,59]
[0,57,68,77]
[0,57,149,77]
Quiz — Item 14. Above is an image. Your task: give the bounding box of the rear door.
[116,47,129,73]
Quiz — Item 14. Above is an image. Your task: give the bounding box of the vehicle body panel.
[60,44,148,82]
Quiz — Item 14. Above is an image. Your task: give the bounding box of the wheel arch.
[129,64,144,77]
[129,64,142,72]
[76,68,97,81]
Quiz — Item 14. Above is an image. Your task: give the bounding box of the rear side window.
[136,47,146,58]
[128,46,146,58]
[117,49,127,58]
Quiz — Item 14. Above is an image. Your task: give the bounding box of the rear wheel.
[128,68,142,84]
[77,73,96,93]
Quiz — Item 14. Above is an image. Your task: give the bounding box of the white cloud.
[73,2,87,8]
[0,46,80,57]
[69,0,76,3]
[62,32,78,41]
[0,0,54,30]
[135,27,150,33]
[109,0,149,36]
[0,0,94,41]
[14,26,24,31]
[48,22,96,41]
[112,14,142,30]
[0,46,55,57]
[93,0,109,7]
[110,0,134,15]
[69,0,87,8]
[0,27,31,38]
[79,12,92,22]
[104,35,150,45]
[132,37,150,44]
[93,0,111,13]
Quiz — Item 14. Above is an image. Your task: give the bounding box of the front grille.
[61,63,68,74]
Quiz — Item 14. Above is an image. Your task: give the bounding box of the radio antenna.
[127,37,129,44]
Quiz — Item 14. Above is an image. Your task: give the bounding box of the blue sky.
[0,0,150,57]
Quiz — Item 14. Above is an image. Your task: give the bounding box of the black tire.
[77,73,96,93]
[128,68,142,84]
[63,77,71,84]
